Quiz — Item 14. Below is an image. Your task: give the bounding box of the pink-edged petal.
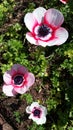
[3,70,12,84]
[26,72,35,87]
[33,7,46,24]
[14,85,29,94]
[2,84,16,96]
[24,13,37,32]
[44,9,64,28]
[54,27,69,45]
[60,0,67,4]
[26,32,38,45]
[38,27,68,46]
[11,64,28,75]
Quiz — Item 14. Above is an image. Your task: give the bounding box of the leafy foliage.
[0,0,73,130]
[20,93,33,104]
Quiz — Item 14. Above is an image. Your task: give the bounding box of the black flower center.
[38,24,51,37]
[33,108,41,118]
[14,75,23,85]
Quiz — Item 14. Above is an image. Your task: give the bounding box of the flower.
[60,0,68,4]
[24,7,68,47]
[26,102,47,125]
[2,64,35,96]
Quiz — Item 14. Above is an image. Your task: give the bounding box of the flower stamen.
[33,107,41,118]
[14,75,23,85]
[38,24,51,37]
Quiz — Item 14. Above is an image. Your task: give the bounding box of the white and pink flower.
[24,7,68,47]
[26,102,47,125]
[60,0,68,4]
[2,64,35,96]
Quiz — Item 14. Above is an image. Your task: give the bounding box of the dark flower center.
[38,24,51,37]
[33,108,41,118]
[14,75,23,85]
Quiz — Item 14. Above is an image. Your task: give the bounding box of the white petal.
[24,13,37,32]
[2,84,16,96]
[28,113,37,120]
[28,113,39,122]
[37,40,49,47]
[29,113,46,125]
[36,116,46,125]
[29,102,40,111]
[44,8,64,28]
[3,71,12,84]
[40,106,47,116]
[26,32,39,45]
[26,106,31,113]
[33,7,46,24]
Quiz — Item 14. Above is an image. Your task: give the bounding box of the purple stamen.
[14,75,23,85]
[33,108,41,118]
[38,24,51,37]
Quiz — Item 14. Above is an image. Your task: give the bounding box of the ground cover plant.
[0,0,73,130]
